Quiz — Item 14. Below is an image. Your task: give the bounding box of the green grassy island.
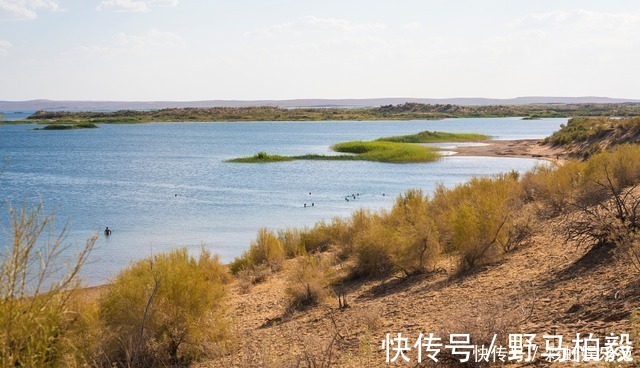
[34,123,99,130]
[228,130,489,164]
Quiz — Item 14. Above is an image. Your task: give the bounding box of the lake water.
[0,117,565,285]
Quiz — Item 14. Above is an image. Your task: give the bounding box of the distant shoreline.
[18,103,640,124]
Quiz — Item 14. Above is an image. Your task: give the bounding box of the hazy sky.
[1,0,639,100]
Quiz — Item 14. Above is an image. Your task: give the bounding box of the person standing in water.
[104,227,112,236]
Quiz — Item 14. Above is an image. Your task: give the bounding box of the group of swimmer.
[344,193,360,202]
[303,191,386,207]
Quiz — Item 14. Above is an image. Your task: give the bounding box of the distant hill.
[1,96,639,112]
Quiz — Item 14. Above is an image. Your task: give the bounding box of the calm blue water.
[0,117,565,285]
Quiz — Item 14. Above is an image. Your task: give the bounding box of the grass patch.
[330,140,440,163]
[377,130,490,143]
[229,142,440,164]
[35,123,99,130]
[228,130,489,164]
[227,151,295,163]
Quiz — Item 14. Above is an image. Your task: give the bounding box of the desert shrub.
[329,210,372,259]
[521,161,586,216]
[299,221,334,254]
[544,116,611,146]
[235,263,272,293]
[430,175,524,273]
[285,254,336,312]
[99,248,230,366]
[582,145,640,195]
[278,227,304,258]
[556,146,640,275]
[298,216,361,256]
[387,189,440,275]
[349,216,396,278]
[0,203,96,367]
[229,228,285,274]
[501,203,538,252]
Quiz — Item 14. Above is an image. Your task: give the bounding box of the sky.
[0,0,639,101]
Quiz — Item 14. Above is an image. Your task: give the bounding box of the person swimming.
[104,227,112,236]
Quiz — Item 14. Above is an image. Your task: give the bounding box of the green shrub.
[99,248,230,366]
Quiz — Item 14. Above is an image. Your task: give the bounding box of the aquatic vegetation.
[228,130,486,164]
[35,122,99,130]
[334,140,440,162]
[227,151,295,163]
[377,130,489,143]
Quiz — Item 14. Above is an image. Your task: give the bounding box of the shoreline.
[443,138,566,164]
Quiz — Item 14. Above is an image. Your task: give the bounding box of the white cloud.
[97,0,179,12]
[115,28,185,48]
[513,9,640,33]
[249,16,387,37]
[63,29,185,59]
[0,39,12,55]
[149,0,178,7]
[97,0,148,12]
[0,0,58,20]
[403,21,422,30]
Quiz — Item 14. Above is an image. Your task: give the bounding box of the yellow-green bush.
[229,228,285,274]
[387,189,440,275]
[99,248,230,366]
[522,145,640,215]
[430,175,524,272]
[350,214,396,278]
[278,227,304,258]
[285,254,336,312]
[0,203,96,368]
[299,216,356,255]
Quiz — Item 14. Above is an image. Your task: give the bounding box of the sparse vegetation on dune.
[544,116,640,158]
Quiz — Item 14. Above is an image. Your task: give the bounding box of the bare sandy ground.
[201,219,639,367]
[444,139,566,164]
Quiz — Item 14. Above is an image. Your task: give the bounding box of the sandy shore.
[443,139,566,163]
